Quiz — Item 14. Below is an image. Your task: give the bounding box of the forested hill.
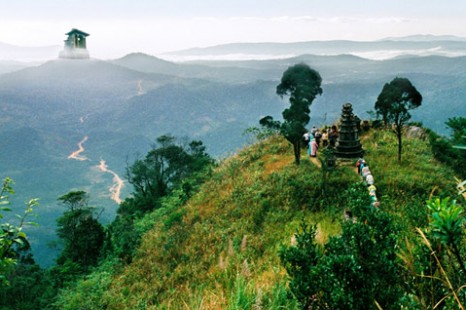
[48,127,464,309]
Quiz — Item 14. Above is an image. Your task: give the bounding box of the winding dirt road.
[67,135,125,204]
[67,136,89,161]
[97,159,124,204]
[137,79,145,96]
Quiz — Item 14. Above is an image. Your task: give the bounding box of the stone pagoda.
[334,103,364,158]
[59,28,90,59]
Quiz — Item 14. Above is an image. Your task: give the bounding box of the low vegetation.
[1,122,465,308]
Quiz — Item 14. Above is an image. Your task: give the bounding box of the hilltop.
[51,127,460,309]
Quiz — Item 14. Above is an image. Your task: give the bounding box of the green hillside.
[49,127,462,309]
[2,54,466,267]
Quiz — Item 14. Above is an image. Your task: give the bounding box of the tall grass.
[62,129,459,309]
[97,135,351,308]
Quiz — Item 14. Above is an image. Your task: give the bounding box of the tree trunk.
[452,243,466,277]
[293,140,301,165]
[397,125,403,163]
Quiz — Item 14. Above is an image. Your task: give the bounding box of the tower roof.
[65,28,90,37]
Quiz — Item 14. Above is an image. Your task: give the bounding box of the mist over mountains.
[1,37,465,266]
[3,34,466,62]
[0,41,60,62]
[161,35,466,61]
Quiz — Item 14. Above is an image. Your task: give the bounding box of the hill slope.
[54,129,459,308]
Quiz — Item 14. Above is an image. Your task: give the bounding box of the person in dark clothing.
[314,130,322,146]
[303,131,311,148]
[356,157,364,174]
[310,125,317,137]
[329,125,338,147]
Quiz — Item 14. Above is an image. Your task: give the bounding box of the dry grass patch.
[262,154,295,176]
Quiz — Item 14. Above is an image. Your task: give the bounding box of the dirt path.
[97,159,124,204]
[67,134,125,204]
[308,156,321,168]
[307,151,360,177]
[137,79,145,96]
[67,136,89,161]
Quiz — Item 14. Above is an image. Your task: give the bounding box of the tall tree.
[375,77,422,162]
[124,135,213,215]
[108,136,213,262]
[56,191,104,268]
[262,63,322,165]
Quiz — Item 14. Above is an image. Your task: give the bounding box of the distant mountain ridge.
[3,34,466,63]
[381,34,466,41]
[0,41,61,61]
[162,35,466,61]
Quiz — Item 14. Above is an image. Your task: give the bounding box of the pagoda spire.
[334,103,364,158]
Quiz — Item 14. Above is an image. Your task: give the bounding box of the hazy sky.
[1,0,466,59]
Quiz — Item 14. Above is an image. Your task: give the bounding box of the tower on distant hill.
[59,28,90,59]
[334,103,364,158]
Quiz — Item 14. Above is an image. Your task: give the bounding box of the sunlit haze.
[1,0,466,59]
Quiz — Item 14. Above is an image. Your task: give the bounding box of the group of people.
[356,158,379,207]
[303,125,339,157]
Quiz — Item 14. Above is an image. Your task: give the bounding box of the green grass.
[97,135,353,309]
[360,129,457,232]
[56,129,461,309]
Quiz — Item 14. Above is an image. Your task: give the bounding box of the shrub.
[280,183,404,309]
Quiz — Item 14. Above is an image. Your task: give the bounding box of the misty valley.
[1,33,466,309]
[1,41,466,266]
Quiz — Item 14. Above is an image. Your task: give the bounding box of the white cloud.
[218,15,413,24]
[1,13,465,59]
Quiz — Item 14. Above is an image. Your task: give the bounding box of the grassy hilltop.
[53,127,461,309]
